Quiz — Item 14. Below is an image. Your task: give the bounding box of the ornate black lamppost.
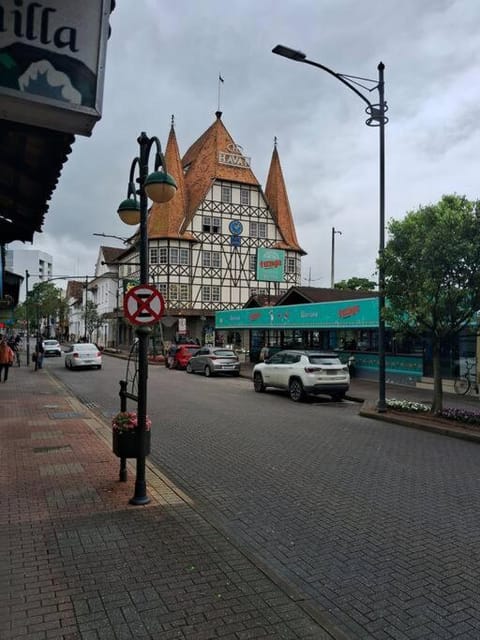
[272,45,389,412]
[117,132,176,504]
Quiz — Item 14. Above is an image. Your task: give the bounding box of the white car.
[64,343,102,370]
[42,339,62,357]
[253,350,350,402]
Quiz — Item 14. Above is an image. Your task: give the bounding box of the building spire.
[265,142,305,254]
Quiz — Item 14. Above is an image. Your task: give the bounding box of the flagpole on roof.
[218,73,224,112]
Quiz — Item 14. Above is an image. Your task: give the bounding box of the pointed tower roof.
[265,140,305,254]
[147,117,195,241]
[180,112,260,232]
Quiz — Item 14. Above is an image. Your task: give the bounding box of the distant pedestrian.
[0,335,14,382]
[34,336,44,371]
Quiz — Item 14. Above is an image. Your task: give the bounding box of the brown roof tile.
[148,122,196,242]
[101,246,125,264]
[276,286,378,306]
[265,145,305,255]
[181,112,260,231]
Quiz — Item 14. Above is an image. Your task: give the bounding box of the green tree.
[334,277,376,291]
[84,300,105,342]
[26,281,65,335]
[379,194,480,412]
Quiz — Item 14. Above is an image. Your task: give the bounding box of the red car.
[166,344,199,369]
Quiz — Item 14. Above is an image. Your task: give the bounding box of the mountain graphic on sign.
[0,43,96,107]
[19,60,81,103]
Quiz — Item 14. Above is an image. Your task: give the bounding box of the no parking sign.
[123,285,165,326]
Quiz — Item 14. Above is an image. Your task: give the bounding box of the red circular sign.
[124,285,165,326]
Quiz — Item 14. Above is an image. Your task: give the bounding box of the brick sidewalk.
[0,365,338,640]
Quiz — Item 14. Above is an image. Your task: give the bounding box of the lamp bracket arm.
[303,58,374,109]
[127,157,141,198]
[148,135,168,173]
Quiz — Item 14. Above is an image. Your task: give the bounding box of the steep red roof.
[265,144,305,254]
[147,120,196,242]
[180,112,260,232]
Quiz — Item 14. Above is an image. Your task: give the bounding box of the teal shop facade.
[215,297,426,385]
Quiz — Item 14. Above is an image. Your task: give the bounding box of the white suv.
[253,350,350,402]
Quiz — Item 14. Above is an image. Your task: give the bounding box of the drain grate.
[33,445,72,454]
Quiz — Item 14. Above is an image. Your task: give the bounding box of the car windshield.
[308,356,342,366]
[74,344,98,351]
[184,347,199,354]
[213,349,236,357]
[44,340,58,346]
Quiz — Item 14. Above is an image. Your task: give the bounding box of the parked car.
[166,344,199,369]
[186,346,240,377]
[253,350,350,402]
[64,343,102,370]
[42,339,62,357]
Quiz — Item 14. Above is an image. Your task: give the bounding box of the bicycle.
[454,359,479,395]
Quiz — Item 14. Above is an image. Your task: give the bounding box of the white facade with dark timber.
[116,112,305,344]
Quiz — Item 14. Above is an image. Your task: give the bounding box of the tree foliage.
[25,282,65,333]
[335,277,376,291]
[379,194,480,411]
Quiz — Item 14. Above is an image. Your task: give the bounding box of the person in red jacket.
[0,335,15,382]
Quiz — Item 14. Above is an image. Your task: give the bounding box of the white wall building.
[5,249,53,301]
[115,112,305,348]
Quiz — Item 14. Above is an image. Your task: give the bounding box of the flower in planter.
[112,411,152,432]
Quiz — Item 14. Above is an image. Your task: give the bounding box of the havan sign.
[218,142,251,168]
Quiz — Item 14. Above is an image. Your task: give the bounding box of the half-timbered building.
[117,111,305,345]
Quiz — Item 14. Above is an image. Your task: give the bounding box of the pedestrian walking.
[0,335,15,382]
[34,335,44,371]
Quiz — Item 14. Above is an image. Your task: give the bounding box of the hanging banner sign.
[0,0,111,135]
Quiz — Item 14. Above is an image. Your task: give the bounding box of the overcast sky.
[10,0,480,289]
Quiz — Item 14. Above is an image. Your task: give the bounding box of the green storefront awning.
[216,298,379,330]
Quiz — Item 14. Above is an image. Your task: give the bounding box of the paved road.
[51,356,480,640]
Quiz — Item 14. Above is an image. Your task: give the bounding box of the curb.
[359,402,480,444]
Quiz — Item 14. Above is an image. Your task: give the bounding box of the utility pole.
[331,227,342,288]
[83,275,88,341]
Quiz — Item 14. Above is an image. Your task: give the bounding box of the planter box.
[112,430,151,458]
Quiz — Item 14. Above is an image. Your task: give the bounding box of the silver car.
[186,346,240,377]
[64,343,102,370]
[42,339,62,357]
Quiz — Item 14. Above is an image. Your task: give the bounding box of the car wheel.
[331,392,345,401]
[186,363,193,374]
[97,365,102,370]
[204,365,212,377]
[64,360,68,369]
[289,378,306,402]
[253,372,266,393]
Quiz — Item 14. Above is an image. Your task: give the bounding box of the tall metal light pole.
[117,132,176,505]
[331,227,342,289]
[272,45,388,412]
[25,270,30,365]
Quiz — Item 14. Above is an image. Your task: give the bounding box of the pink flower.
[112,411,151,432]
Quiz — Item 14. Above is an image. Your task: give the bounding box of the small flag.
[219,74,224,83]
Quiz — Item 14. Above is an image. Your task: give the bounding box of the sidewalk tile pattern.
[0,366,335,639]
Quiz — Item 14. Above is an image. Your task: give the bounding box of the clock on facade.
[229,220,243,236]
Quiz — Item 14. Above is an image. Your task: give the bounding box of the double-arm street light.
[116,132,176,505]
[272,44,389,412]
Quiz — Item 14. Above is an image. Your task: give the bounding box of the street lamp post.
[117,132,176,505]
[331,227,342,289]
[272,45,388,412]
[25,269,30,365]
